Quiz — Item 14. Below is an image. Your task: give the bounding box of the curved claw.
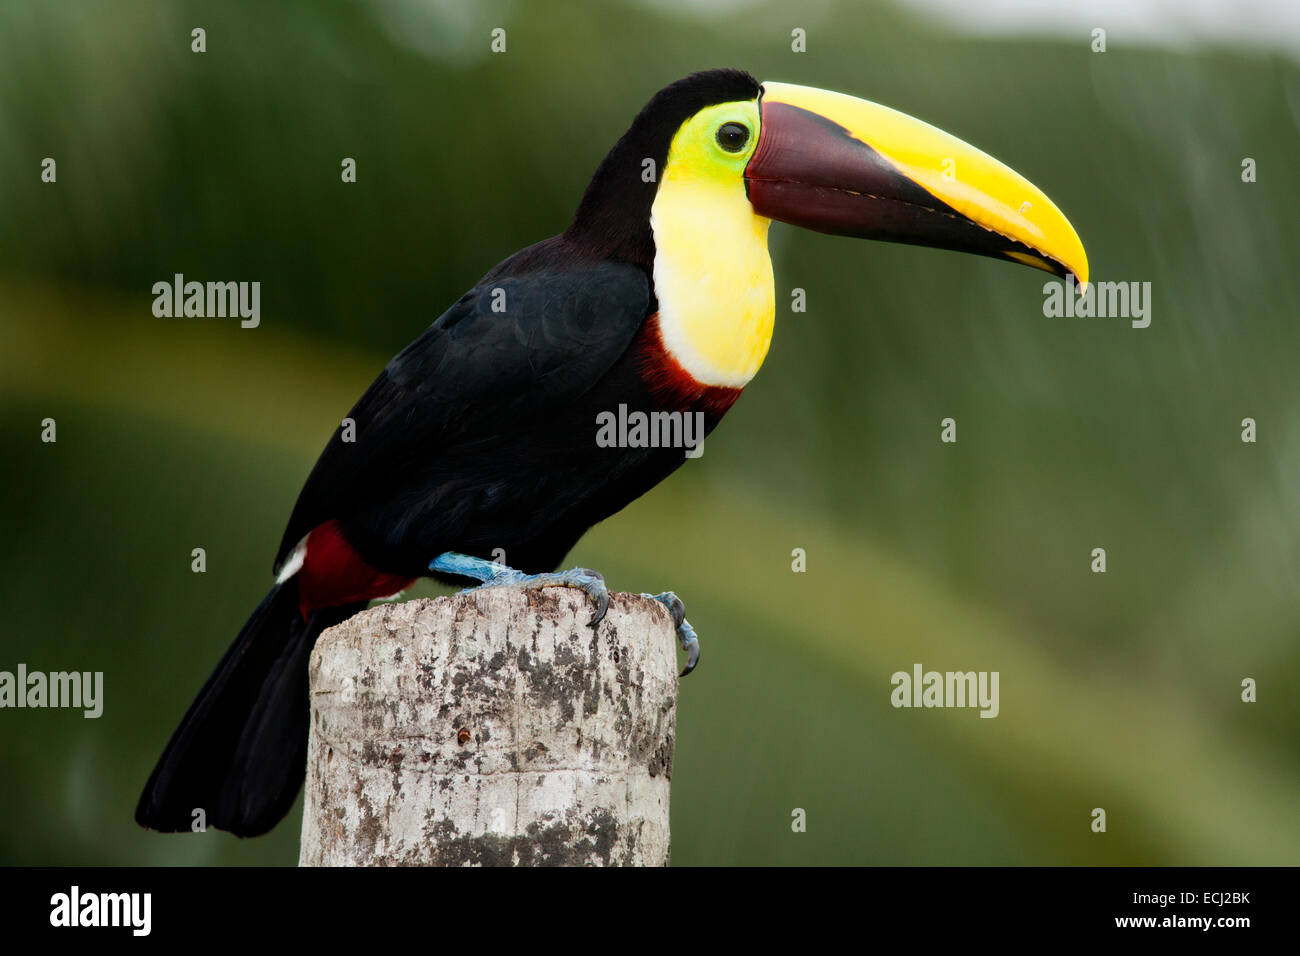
[547,566,608,627]
[582,571,611,627]
[679,624,700,677]
[642,590,700,677]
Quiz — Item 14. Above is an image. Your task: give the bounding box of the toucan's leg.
[642,591,700,677]
[429,552,610,626]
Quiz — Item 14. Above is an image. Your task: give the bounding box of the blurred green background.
[2,0,1298,865]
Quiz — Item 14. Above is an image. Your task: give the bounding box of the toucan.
[136,69,1087,837]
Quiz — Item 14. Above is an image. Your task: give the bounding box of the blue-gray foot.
[430,554,699,675]
[430,552,609,626]
[641,590,700,677]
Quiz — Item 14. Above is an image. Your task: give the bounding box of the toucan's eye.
[716,122,750,153]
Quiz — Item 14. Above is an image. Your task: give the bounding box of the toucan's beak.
[745,82,1088,285]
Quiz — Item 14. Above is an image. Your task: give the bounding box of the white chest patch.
[275,537,307,584]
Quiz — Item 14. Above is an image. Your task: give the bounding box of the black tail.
[135,579,365,837]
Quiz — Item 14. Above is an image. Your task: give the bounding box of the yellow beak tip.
[1070,255,1089,289]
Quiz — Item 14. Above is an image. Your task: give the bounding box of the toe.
[660,592,685,628]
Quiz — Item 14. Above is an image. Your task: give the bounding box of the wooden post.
[298,588,678,866]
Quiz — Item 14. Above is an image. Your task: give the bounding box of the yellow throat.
[650,100,775,389]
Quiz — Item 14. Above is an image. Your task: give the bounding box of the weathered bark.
[298,588,677,866]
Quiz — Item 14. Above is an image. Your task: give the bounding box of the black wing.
[274,246,651,573]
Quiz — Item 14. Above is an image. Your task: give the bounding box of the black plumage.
[277,250,669,578]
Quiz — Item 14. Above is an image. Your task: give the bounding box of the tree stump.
[298,588,678,866]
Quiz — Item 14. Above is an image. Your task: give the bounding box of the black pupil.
[717,122,749,152]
